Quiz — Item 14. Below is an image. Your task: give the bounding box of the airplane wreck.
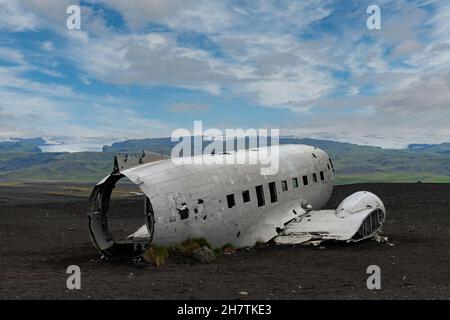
[87,144,386,261]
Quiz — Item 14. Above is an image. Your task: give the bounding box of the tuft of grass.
[213,248,223,256]
[141,238,256,266]
[254,240,266,247]
[213,243,237,256]
[143,238,214,267]
[143,245,169,267]
[222,243,236,255]
[174,237,212,254]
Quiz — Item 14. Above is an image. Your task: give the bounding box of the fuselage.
[122,144,334,248]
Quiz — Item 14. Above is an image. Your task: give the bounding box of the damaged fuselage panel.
[87,145,386,261]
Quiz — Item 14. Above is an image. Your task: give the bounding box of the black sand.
[0,182,449,299]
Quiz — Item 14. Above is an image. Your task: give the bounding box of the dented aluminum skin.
[274,192,385,244]
[87,144,386,261]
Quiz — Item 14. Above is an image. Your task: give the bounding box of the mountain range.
[1,137,450,184]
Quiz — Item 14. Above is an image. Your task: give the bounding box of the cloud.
[0,39,168,143]
[0,89,172,146]
[25,0,78,31]
[70,104,173,142]
[69,32,227,89]
[0,90,71,139]
[41,41,55,52]
[88,0,234,32]
[238,69,333,110]
[2,0,450,149]
[166,103,210,113]
[0,66,74,97]
[0,0,38,31]
[427,1,450,41]
[0,0,76,32]
[68,28,336,110]
[281,71,450,148]
[2,1,338,111]
[0,47,27,65]
[391,40,425,58]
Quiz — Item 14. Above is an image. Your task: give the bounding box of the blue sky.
[0,0,450,150]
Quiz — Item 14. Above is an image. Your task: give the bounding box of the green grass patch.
[174,237,212,254]
[335,173,450,185]
[143,238,214,266]
[143,245,170,267]
[212,243,236,256]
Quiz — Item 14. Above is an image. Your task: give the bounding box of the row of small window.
[226,171,326,209]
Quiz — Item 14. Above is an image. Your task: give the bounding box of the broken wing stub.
[274,191,386,245]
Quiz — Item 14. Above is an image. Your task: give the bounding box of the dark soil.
[0,182,449,299]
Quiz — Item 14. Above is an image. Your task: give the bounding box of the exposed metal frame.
[87,172,155,261]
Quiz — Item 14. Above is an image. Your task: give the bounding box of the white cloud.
[0,89,172,146]
[427,1,450,41]
[24,0,75,29]
[282,71,450,148]
[82,104,172,139]
[66,27,337,110]
[240,77,331,110]
[88,0,234,32]
[0,47,26,65]
[0,66,74,97]
[391,40,424,58]
[0,90,71,139]
[2,0,450,149]
[0,0,38,31]
[1,1,338,111]
[41,41,55,52]
[166,103,210,113]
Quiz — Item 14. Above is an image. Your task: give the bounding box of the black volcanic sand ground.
[0,182,449,299]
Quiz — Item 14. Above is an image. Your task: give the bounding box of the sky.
[0,0,450,151]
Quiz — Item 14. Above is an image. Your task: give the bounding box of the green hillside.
[1,137,450,184]
[0,152,115,182]
[0,138,46,153]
